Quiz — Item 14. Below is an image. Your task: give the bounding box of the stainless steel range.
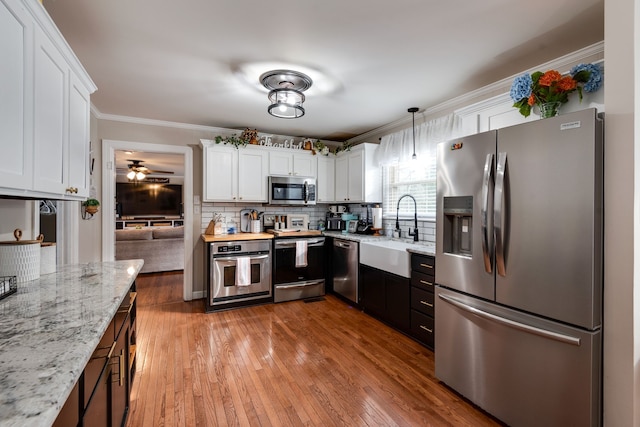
[271,233,325,303]
[263,212,324,303]
[206,239,272,311]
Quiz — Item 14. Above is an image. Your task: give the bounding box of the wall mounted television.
[116,182,183,217]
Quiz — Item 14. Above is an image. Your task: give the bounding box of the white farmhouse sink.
[360,239,424,278]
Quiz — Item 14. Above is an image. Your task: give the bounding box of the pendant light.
[261,70,313,119]
[408,107,419,160]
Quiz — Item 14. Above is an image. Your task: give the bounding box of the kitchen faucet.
[395,194,419,242]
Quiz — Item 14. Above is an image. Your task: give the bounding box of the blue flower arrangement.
[510,63,603,117]
[569,63,603,93]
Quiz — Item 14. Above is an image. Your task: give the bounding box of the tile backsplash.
[201,202,435,243]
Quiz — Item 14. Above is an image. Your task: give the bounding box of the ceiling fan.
[119,159,175,181]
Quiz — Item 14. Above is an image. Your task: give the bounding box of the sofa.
[115,226,184,273]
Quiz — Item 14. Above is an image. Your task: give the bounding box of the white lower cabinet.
[202,143,268,202]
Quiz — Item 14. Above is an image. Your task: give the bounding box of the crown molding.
[90,105,232,134]
[347,41,604,144]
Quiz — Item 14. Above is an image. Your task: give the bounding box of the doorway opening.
[102,140,194,301]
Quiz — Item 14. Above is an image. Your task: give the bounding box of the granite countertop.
[0,260,143,427]
[322,231,387,242]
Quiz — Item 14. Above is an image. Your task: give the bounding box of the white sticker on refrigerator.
[560,120,581,130]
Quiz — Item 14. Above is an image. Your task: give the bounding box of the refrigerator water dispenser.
[443,196,473,257]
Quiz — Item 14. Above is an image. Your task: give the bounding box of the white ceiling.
[44,0,603,144]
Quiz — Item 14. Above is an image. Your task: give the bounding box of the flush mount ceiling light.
[260,70,313,119]
[408,107,419,160]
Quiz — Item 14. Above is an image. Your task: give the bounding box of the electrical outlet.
[263,215,275,227]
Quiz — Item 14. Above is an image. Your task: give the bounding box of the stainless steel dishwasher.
[332,238,359,304]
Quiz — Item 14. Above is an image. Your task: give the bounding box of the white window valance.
[375,113,463,165]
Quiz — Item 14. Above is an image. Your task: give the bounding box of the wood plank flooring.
[127,272,503,427]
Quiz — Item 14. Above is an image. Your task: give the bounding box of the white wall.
[0,199,37,241]
[603,0,640,427]
[603,0,639,425]
[78,110,101,263]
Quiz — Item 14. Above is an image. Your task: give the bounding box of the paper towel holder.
[371,204,383,236]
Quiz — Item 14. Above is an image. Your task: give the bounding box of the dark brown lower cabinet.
[53,283,136,427]
[52,379,80,427]
[360,264,410,333]
[409,254,435,349]
[83,353,111,427]
[111,319,130,427]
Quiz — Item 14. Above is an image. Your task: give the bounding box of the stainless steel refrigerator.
[435,108,603,427]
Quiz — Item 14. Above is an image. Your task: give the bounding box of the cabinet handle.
[419,280,433,287]
[92,341,116,361]
[120,348,125,386]
[420,263,433,269]
[111,349,126,386]
[65,187,78,194]
[420,300,433,307]
[419,325,433,333]
[118,292,137,315]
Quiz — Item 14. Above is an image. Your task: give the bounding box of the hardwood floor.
[127,272,503,427]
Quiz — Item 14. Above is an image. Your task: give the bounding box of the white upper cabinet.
[238,149,268,202]
[0,0,32,190]
[0,0,96,200]
[268,150,317,177]
[33,26,66,195]
[201,142,268,203]
[67,72,91,197]
[334,143,381,204]
[316,155,335,203]
[203,145,238,201]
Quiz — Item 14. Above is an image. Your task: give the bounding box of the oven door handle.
[213,254,270,262]
[274,239,325,248]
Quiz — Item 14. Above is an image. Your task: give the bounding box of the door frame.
[102,139,194,301]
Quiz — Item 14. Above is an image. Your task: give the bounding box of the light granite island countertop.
[0,259,144,427]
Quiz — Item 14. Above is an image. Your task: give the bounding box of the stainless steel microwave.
[268,176,316,205]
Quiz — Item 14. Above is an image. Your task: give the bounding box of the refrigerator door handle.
[438,293,582,346]
[481,153,494,274]
[494,152,507,277]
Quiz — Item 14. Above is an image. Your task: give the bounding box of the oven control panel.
[211,240,271,255]
[217,244,242,253]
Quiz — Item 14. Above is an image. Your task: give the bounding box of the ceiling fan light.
[127,170,136,180]
[136,171,146,180]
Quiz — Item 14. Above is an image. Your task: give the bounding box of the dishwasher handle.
[334,240,354,249]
